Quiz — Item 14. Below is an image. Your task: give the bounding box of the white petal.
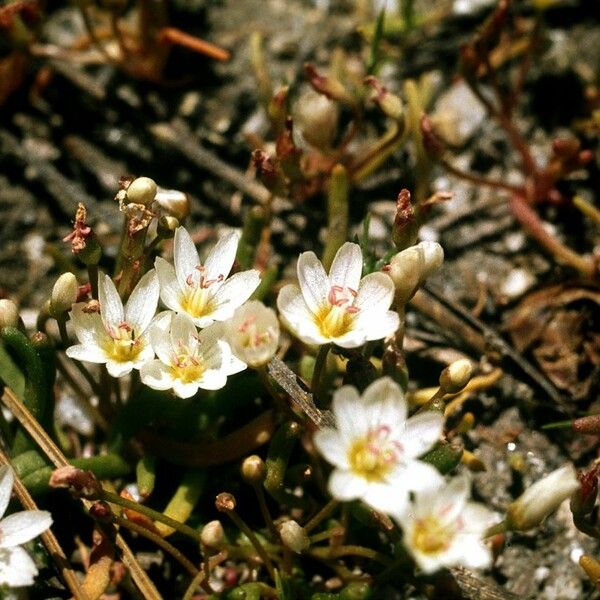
[173,381,201,398]
[328,243,363,291]
[353,272,395,312]
[204,230,239,281]
[297,252,329,313]
[129,339,155,369]
[0,510,52,548]
[363,481,410,515]
[444,536,492,570]
[196,370,228,391]
[313,428,350,469]
[362,377,404,408]
[332,329,369,349]
[148,311,174,364]
[106,360,134,378]
[354,310,400,342]
[208,270,261,322]
[170,312,198,349]
[66,344,107,364]
[174,226,200,289]
[402,412,444,458]
[0,467,14,520]
[331,386,364,439]
[328,469,368,501]
[277,285,329,345]
[396,460,446,494]
[461,502,499,534]
[432,475,470,523]
[141,360,175,391]
[0,546,38,587]
[98,272,124,326]
[69,304,109,346]
[411,548,446,575]
[155,257,182,312]
[125,270,160,333]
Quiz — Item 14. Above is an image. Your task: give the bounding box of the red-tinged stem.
[158,27,230,62]
[509,194,596,278]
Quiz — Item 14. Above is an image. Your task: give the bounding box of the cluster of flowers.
[60,225,581,575]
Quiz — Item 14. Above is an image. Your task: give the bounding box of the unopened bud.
[155,188,190,221]
[392,189,418,250]
[439,359,472,394]
[279,520,310,553]
[0,299,19,330]
[365,76,404,120]
[89,501,113,523]
[49,272,78,318]
[201,520,226,550]
[506,463,579,531]
[49,466,102,499]
[158,215,180,236]
[241,455,267,484]
[215,492,236,513]
[126,177,157,206]
[294,90,338,150]
[304,63,355,107]
[573,415,600,435]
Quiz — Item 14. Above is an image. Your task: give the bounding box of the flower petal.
[313,428,349,470]
[331,385,364,439]
[0,467,14,520]
[395,460,445,495]
[354,309,400,342]
[173,381,201,398]
[444,536,492,570]
[432,475,470,524]
[208,270,261,322]
[363,481,410,515]
[277,285,329,345]
[196,370,228,391]
[170,311,198,349]
[0,546,38,587]
[297,251,329,313]
[69,304,109,347]
[0,510,52,548]
[204,230,239,281]
[66,344,107,364]
[98,272,124,326]
[328,469,368,501]
[149,311,174,364]
[402,411,444,458]
[174,226,200,289]
[155,257,182,312]
[106,360,134,378]
[328,243,363,291]
[125,269,160,333]
[141,360,175,391]
[353,272,395,312]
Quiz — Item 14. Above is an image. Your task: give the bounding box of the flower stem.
[181,551,228,600]
[484,520,507,538]
[304,499,339,533]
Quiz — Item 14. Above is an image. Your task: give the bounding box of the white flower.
[66,270,159,378]
[394,475,497,574]
[313,377,444,514]
[225,301,280,368]
[0,466,52,587]
[155,227,260,328]
[140,311,246,398]
[277,243,399,348]
[506,463,579,531]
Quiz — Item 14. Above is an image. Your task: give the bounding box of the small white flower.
[66,270,159,378]
[0,466,53,588]
[155,227,260,328]
[394,475,497,574]
[313,377,444,514]
[506,464,579,531]
[225,301,280,368]
[277,243,399,348]
[140,311,246,398]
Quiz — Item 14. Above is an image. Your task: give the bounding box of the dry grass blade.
[1,387,163,600]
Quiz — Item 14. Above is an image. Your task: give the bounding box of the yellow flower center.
[347,426,400,482]
[412,516,454,555]
[170,342,205,383]
[180,266,224,318]
[103,322,143,362]
[314,285,360,339]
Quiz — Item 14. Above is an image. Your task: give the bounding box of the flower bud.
[126,177,157,206]
[279,520,310,553]
[0,299,19,330]
[294,90,338,150]
[570,467,598,517]
[201,520,226,550]
[157,215,180,236]
[506,463,579,531]
[49,272,78,318]
[439,359,472,394]
[365,76,404,120]
[226,301,279,368]
[241,455,267,484]
[155,187,190,221]
[215,492,236,513]
[388,241,444,305]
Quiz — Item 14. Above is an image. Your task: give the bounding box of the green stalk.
[322,165,349,271]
